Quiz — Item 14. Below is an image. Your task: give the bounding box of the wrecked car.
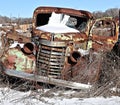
[31,6,118,82]
[0,6,119,89]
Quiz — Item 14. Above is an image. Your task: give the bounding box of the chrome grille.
[36,39,66,78]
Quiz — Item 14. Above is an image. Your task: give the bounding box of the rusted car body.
[32,7,93,83]
[31,6,118,83]
[0,6,119,88]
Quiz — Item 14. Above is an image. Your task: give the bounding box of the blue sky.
[0,0,119,18]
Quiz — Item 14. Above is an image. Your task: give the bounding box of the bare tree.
[93,11,104,18]
[104,8,119,18]
[92,8,119,18]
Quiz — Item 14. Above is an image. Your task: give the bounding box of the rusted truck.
[1,6,119,89]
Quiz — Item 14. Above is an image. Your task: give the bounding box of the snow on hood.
[36,24,79,33]
[9,41,24,48]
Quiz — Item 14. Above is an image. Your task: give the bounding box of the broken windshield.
[36,12,88,32]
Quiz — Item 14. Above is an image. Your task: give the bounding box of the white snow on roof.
[36,24,79,33]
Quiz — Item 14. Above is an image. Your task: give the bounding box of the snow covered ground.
[0,87,120,105]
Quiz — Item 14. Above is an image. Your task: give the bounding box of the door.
[87,17,118,51]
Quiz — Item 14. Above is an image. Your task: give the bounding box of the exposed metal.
[0,6,119,88]
[31,6,119,84]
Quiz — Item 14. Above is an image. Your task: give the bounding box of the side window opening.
[36,13,52,26]
[76,17,88,32]
[66,16,88,31]
[92,20,115,37]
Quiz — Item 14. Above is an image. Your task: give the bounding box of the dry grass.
[0,50,119,99]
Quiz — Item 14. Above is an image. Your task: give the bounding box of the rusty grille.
[36,39,66,78]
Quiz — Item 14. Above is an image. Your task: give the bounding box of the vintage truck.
[0,6,119,89]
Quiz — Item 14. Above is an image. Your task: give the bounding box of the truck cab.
[32,7,92,80]
[31,6,119,83]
